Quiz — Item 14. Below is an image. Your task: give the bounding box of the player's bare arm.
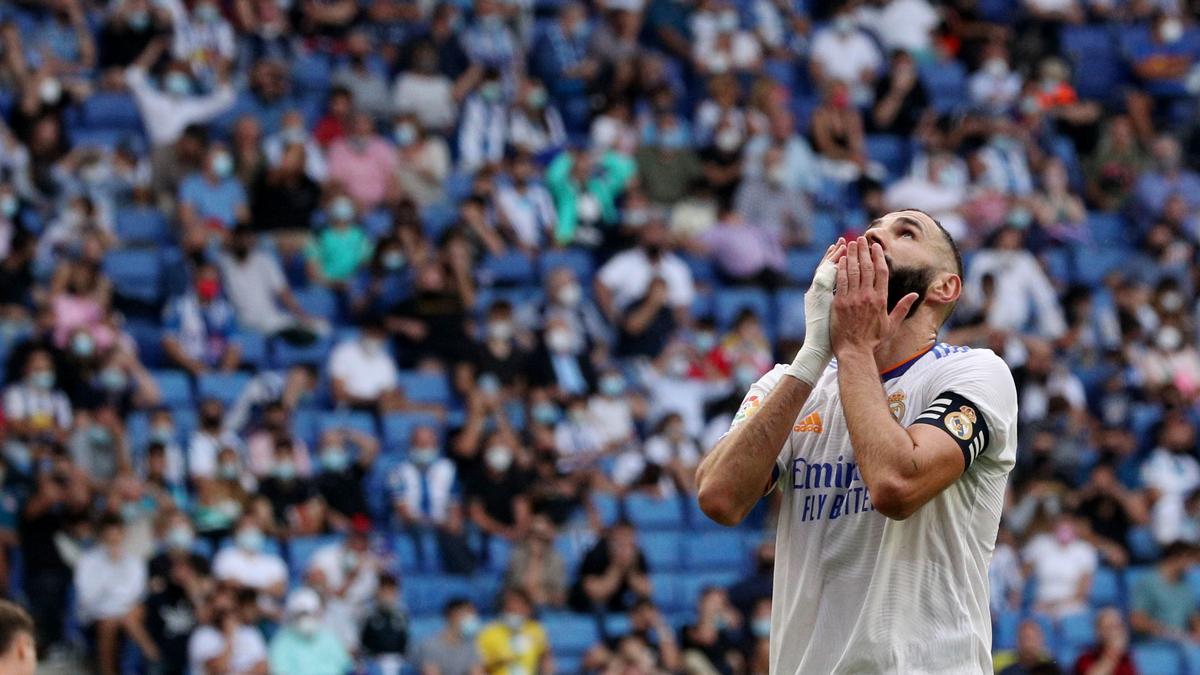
[831,237,964,520]
[697,240,847,526]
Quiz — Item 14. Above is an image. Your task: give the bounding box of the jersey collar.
[879,344,935,382]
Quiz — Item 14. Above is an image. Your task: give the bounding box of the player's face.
[864,211,943,318]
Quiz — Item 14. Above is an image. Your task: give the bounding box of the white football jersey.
[728,343,1018,674]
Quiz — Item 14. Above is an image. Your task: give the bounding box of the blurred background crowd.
[2,0,1200,672]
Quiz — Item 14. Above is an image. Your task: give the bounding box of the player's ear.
[927,272,962,308]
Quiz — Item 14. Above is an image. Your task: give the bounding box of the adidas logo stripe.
[793,411,823,433]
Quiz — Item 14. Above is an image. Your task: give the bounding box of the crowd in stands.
[2,0,1200,672]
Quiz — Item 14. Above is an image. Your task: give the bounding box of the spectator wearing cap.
[213,514,287,602]
[595,222,695,357]
[306,522,381,649]
[390,425,475,574]
[268,587,352,675]
[327,112,401,212]
[74,515,160,674]
[478,588,552,675]
[359,573,408,672]
[125,39,236,148]
[569,520,650,613]
[1073,607,1136,675]
[162,261,241,377]
[1130,541,1200,642]
[496,152,557,250]
[410,598,483,675]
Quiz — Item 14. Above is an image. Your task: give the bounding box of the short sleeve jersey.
[728,343,1018,674]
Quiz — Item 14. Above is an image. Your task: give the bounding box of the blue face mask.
[382,251,405,270]
[329,197,355,223]
[164,72,192,96]
[28,371,55,390]
[694,331,716,353]
[128,10,150,29]
[394,123,417,147]
[459,614,481,637]
[480,83,503,103]
[99,367,128,392]
[321,449,349,472]
[532,402,560,425]
[211,153,234,178]
[658,127,688,150]
[72,332,95,357]
[599,375,625,397]
[0,194,17,218]
[410,447,439,465]
[235,528,264,552]
[151,425,175,443]
[120,501,141,522]
[274,462,296,481]
[752,618,771,638]
[89,425,112,446]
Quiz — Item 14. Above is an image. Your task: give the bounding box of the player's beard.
[885,256,934,320]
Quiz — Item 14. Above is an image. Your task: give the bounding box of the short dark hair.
[443,597,472,616]
[0,600,33,656]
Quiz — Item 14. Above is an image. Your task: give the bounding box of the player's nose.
[864,229,887,252]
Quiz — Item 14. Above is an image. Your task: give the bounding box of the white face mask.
[485,446,513,472]
[715,128,742,153]
[1161,18,1184,43]
[1157,325,1184,352]
[295,615,320,636]
[984,58,1008,77]
[556,283,582,307]
[546,329,573,353]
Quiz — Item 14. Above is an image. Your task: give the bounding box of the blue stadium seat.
[1071,246,1126,287]
[785,247,827,286]
[684,497,726,531]
[196,372,251,407]
[678,572,740,611]
[1128,526,1161,562]
[993,609,1020,650]
[1038,248,1072,284]
[403,575,476,615]
[556,656,582,673]
[478,252,536,287]
[407,616,443,644]
[317,410,376,437]
[381,412,443,453]
[1086,212,1130,246]
[420,202,458,237]
[603,612,632,637]
[1091,567,1121,607]
[291,53,332,95]
[865,134,911,179]
[1058,611,1095,648]
[1132,641,1183,675]
[920,60,968,113]
[592,493,621,528]
[625,494,683,530]
[115,208,168,246]
[539,249,595,286]
[682,532,745,572]
[152,370,193,408]
[294,286,338,320]
[271,334,334,368]
[229,332,267,369]
[81,92,142,131]
[390,533,420,572]
[713,288,771,331]
[486,537,511,573]
[104,249,161,305]
[650,572,684,612]
[680,253,717,286]
[640,531,683,572]
[1061,25,1123,102]
[287,535,340,581]
[396,371,452,407]
[541,613,599,657]
[775,288,807,339]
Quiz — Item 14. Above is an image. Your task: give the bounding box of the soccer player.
[696,209,1018,673]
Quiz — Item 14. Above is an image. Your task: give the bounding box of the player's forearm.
[697,376,812,526]
[836,347,920,514]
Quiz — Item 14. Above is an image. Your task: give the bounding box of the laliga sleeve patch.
[911,390,991,470]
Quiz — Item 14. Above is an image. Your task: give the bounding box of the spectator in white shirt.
[188,398,242,481]
[393,115,451,208]
[884,152,968,240]
[692,4,763,76]
[612,413,701,495]
[508,80,567,158]
[3,348,72,444]
[328,317,403,414]
[641,340,733,439]
[870,0,940,55]
[213,515,287,601]
[263,111,328,183]
[125,39,236,147]
[392,42,459,135]
[187,584,268,675]
[808,7,883,104]
[969,42,1023,117]
[75,517,160,674]
[1141,415,1200,545]
[389,426,475,574]
[306,527,381,650]
[1022,513,1098,619]
[965,227,1067,340]
[496,152,557,250]
[218,226,327,339]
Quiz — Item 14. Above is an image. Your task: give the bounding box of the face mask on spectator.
[459,613,482,638]
[767,162,789,187]
[280,126,307,145]
[211,152,234,178]
[128,9,150,29]
[715,128,742,153]
[480,82,503,103]
[166,525,195,551]
[502,612,525,630]
[717,10,739,32]
[151,424,175,443]
[695,331,716,353]
[752,618,771,638]
[531,402,560,425]
[382,250,405,270]
[833,15,854,34]
[485,446,513,472]
[735,364,760,388]
[1161,17,1184,43]
[195,2,220,23]
[329,196,355,223]
[120,501,141,522]
[488,320,514,342]
[236,527,264,552]
[1156,325,1183,352]
[983,58,1008,77]
[410,446,439,465]
[295,614,320,636]
[0,194,17,218]
[658,126,688,150]
[274,461,296,480]
[99,367,128,392]
[546,328,573,353]
[556,282,582,307]
[28,370,55,390]
[72,332,95,357]
[667,357,689,378]
[342,550,359,570]
[164,72,192,97]
[321,447,349,472]
[394,121,417,147]
[526,88,547,109]
[39,78,62,105]
[599,375,625,397]
[219,461,240,480]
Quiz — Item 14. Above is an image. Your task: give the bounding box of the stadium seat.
[1128,526,1161,562]
[478,251,536,287]
[785,247,827,286]
[1086,212,1130,246]
[683,532,745,572]
[420,202,458,237]
[650,573,685,613]
[396,371,452,407]
[294,286,338,320]
[1070,246,1126,287]
[993,609,1020,650]
[556,656,583,673]
[381,412,443,452]
[775,287,807,339]
[81,92,142,131]
[713,288,771,331]
[152,370,193,408]
[196,372,252,407]
[592,493,621,528]
[541,613,599,657]
[625,494,683,530]
[640,531,683,572]
[390,533,420,572]
[407,616,443,644]
[316,410,377,437]
[865,134,911,179]
[919,60,968,113]
[229,332,268,369]
[114,208,168,246]
[1132,641,1183,674]
[1058,611,1095,648]
[270,334,334,368]
[1060,25,1123,102]
[103,249,162,305]
[1091,567,1121,607]
[684,497,726,531]
[403,575,476,615]
[291,53,332,96]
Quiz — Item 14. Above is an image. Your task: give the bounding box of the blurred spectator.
[187,398,241,482]
[534,317,595,397]
[393,116,451,208]
[681,586,744,674]
[969,42,1024,117]
[244,402,311,480]
[358,573,408,673]
[589,597,680,673]
[332,31,393,121]
[314,428,378,525]
[1132,135,1200,226]
[258,439,323,534]
[965,228,1067,340]
[496,152,557,250]
[162,261,242,376]
[509,79,567,158]
[541,266,610,358]
[613,413,700,496]
[727,541,775,620]
[410,598,483,675]
[250,139,322,236]
[462,301,532,397]
[693,3,763,76]
[1030,159,1087,243]
[478,587,552,675]
[267,587,352,675]
[390,425,474,574]
[1022,513,1098,619]
[569,520,650,613]
[99,0,171,70]
[996,619,1057,675]
[699,200,787,288]
[327,112,401,212]
[1140,414,1200,545]
[0,600,36,675]
[392,42,459,135]
[125,40,236,148]
[1072,607,1136,675]
[884,151,967,239]
[1071,464,1147,567]
[307,524,381,649]
[212,514,286,601]
[186,585,268,675]
[636,111,703,207]
[1085,116,1146,212]
[262,110,328,184]
[546,147,637,247]
[872,50,931,137]
[171,0,236,80]
[4,348,72,443]
[808,6,882,104]
[1126,12,1199,144]
[314,87,355,148]
[1130,542,1199,641]
[146,513,210,675]
[217,226,328,341]
[386,260,472,367]
[504,515,568,609]
[465,430,532,544]
[306,193,373,288]
[641,340,733,438]
[75,516,159,674]
[458,70,511,173]
[734,145,813,248]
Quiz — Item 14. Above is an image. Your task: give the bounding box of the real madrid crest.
[945,405,977,440]
[888,392,906,420]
